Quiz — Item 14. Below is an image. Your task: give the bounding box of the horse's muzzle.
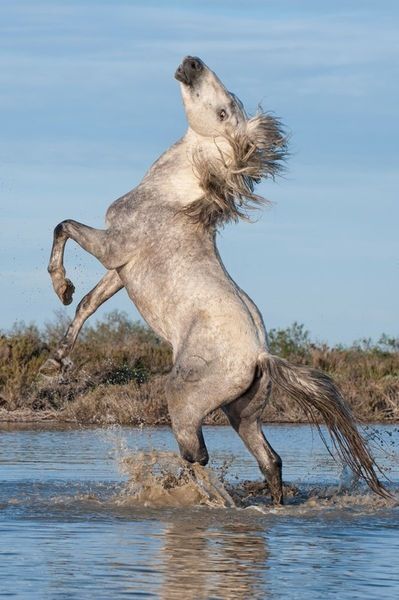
[175,56,204,85]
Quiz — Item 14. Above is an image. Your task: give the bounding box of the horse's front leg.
[48,220,122,305]
[40,269,123,377]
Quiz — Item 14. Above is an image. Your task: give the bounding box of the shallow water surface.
[0,424,398,599]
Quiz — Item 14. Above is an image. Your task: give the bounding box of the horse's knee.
[53,220,72,239]
[53,222,64,238]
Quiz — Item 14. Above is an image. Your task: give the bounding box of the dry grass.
[0,314,398,425]
[62,378,169,425]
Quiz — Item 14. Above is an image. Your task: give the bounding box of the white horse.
[44,56,387,503]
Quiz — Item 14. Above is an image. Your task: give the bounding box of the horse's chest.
[105,195,138,227]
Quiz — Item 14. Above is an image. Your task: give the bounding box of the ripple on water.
[0,424,398,599]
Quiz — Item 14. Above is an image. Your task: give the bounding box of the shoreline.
[1,408,397,428]
[1,315,398,425]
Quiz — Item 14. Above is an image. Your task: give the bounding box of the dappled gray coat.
[45,56,388,503]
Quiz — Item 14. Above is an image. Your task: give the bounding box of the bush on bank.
[0,311,398,424]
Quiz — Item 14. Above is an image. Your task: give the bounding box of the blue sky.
[0,0,398,344]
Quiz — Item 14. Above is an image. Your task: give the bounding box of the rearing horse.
[44,56,387,503]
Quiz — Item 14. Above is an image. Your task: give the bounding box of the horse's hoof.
[38,356,74,385]
[270,486,284,506]
[271,495,284,507]
[39,357,63,377]
[58,279,75,305]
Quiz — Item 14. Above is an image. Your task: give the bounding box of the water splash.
[116,450,236,508]
[99,426,397,512]
[112,450,398,513]
[99,425,237,508]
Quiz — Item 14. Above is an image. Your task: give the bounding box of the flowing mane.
[184,110,289,228]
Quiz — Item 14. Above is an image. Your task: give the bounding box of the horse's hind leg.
[223,373,283,505]
[228,414,283,505]
[41,270,123,376]
[166,355,259,468]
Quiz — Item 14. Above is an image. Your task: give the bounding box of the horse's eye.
[218,109,227,121]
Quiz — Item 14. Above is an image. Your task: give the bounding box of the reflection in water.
[114,450,271,598]
[160,521,269,600]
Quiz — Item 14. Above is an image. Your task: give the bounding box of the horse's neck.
[139,129,231,208]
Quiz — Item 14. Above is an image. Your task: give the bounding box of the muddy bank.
[1,312,398,425]
[1,368,398,426]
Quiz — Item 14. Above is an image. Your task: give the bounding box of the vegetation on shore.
[0,311,398,425]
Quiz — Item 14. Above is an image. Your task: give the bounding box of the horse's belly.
[118,260,263,360]
[117,261,182,345]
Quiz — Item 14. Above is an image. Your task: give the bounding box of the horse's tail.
[257,352,390,498]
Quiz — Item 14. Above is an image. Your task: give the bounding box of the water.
[0,424,398,599]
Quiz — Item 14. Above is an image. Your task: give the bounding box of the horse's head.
[175,56,289,227]
[175,56,246,138]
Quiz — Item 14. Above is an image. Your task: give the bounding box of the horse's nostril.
[185,56,202,72]
[179,56,203,84]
